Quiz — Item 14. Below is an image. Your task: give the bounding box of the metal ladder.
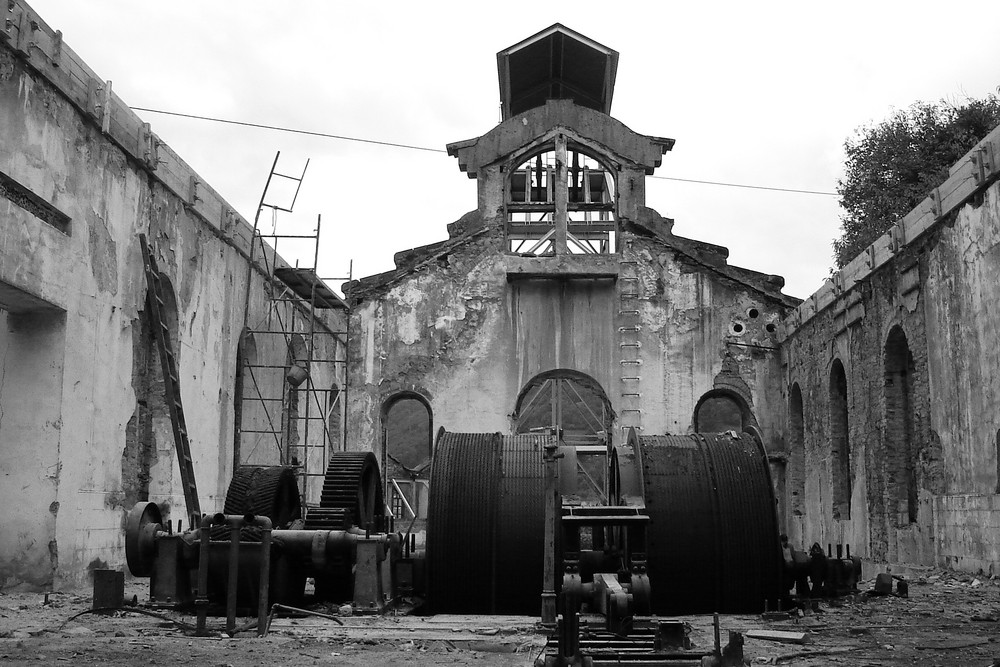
[618,242,642,437]
[139,234,201,526]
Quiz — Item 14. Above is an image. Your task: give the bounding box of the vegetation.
[833,94,1000,268]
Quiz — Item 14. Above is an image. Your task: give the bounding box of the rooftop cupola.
[497,23,619,120]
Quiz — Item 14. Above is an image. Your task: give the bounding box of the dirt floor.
[1,571,998,666]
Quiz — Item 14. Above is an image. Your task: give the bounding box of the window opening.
[830,360,851,520]
[788,383,805,516]
[514,371,612,446]
[506,138,616,256]
[694,392,746,433]
[514,370,613,502]
[384,396,432,521]
[885,326,917,524]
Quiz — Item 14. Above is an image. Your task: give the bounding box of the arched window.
[233,330,257,466]
[693,390,750,434]
[788,383,805,516]
[506,138,617,255]
[885,326,917,524]
[384,395,433,520]
[830,360,851,520]
[513,369,613,446]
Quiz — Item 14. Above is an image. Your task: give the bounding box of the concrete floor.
[0,573,998,666]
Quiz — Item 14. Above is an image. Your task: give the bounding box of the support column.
[554,134,568,254]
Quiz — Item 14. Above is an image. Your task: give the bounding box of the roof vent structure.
[497,24,618,121]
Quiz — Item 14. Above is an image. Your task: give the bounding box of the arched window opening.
[506,140,616,256]
[830,360,851,520]
[514,370,613,502]
[513,370,613,446]
[384,395,432,521]
[885,326,917,524]
[694,391,748,433]
[788,383,806,516]
[234,330,259,467]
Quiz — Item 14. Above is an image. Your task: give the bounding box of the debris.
[916,636,990,650]
[761,611,791,621]
[873,573,893,595]
[745,630,808,644]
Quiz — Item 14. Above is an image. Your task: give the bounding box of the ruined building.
[2,7,999,591]
[1,1,346,588]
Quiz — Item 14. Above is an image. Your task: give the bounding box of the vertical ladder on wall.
[618,241,643,438]
[139,234,201,526]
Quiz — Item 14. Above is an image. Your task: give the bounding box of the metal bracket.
[138,123,160,171]
[49,28,60,64]
[865,244,877,270]
[889,222,905,254]
[971,144,997,186]
[87,78,113,134]
[928,187,942,219]
[187,176,202,208]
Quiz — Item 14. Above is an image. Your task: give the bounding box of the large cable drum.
[493,434,546,614]
[426,430,546,614]
[640,432,781,614]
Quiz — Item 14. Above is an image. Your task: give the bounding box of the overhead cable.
[130,106,838,196]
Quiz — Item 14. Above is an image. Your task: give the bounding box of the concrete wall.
[0,28,342,589]
[345,216,791,477]
[783,172,1000,574]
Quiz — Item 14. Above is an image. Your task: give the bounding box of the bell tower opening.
[507,142,617,255]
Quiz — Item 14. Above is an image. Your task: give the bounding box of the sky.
[25,1,1000,299]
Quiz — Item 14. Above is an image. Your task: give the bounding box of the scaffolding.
[234,153,351,508]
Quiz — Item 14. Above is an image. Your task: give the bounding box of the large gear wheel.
[305,451,384,531]
[213,466,301,540]
[308,452,385,602]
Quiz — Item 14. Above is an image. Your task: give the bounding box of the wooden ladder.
[139,234,201,525]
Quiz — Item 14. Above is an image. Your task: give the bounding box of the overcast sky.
[26,1,1000,299]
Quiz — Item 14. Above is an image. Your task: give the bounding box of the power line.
[649,174,837,196]
[130,107,447,154]
[130,106,839,196]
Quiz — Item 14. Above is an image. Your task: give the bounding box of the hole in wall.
[765,323,777,333]
[731,322,744,335]
[747,308,759,319]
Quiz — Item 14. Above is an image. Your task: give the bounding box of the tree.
[833,94,1000,268]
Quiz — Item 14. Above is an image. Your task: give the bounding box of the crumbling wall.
[0,24,343,588]
[345,209,791,491]
[784,174,1000,574]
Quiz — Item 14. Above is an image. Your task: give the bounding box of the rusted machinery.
[125,452,400,635]
[127,425,788,662]
[426,427,780,666]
